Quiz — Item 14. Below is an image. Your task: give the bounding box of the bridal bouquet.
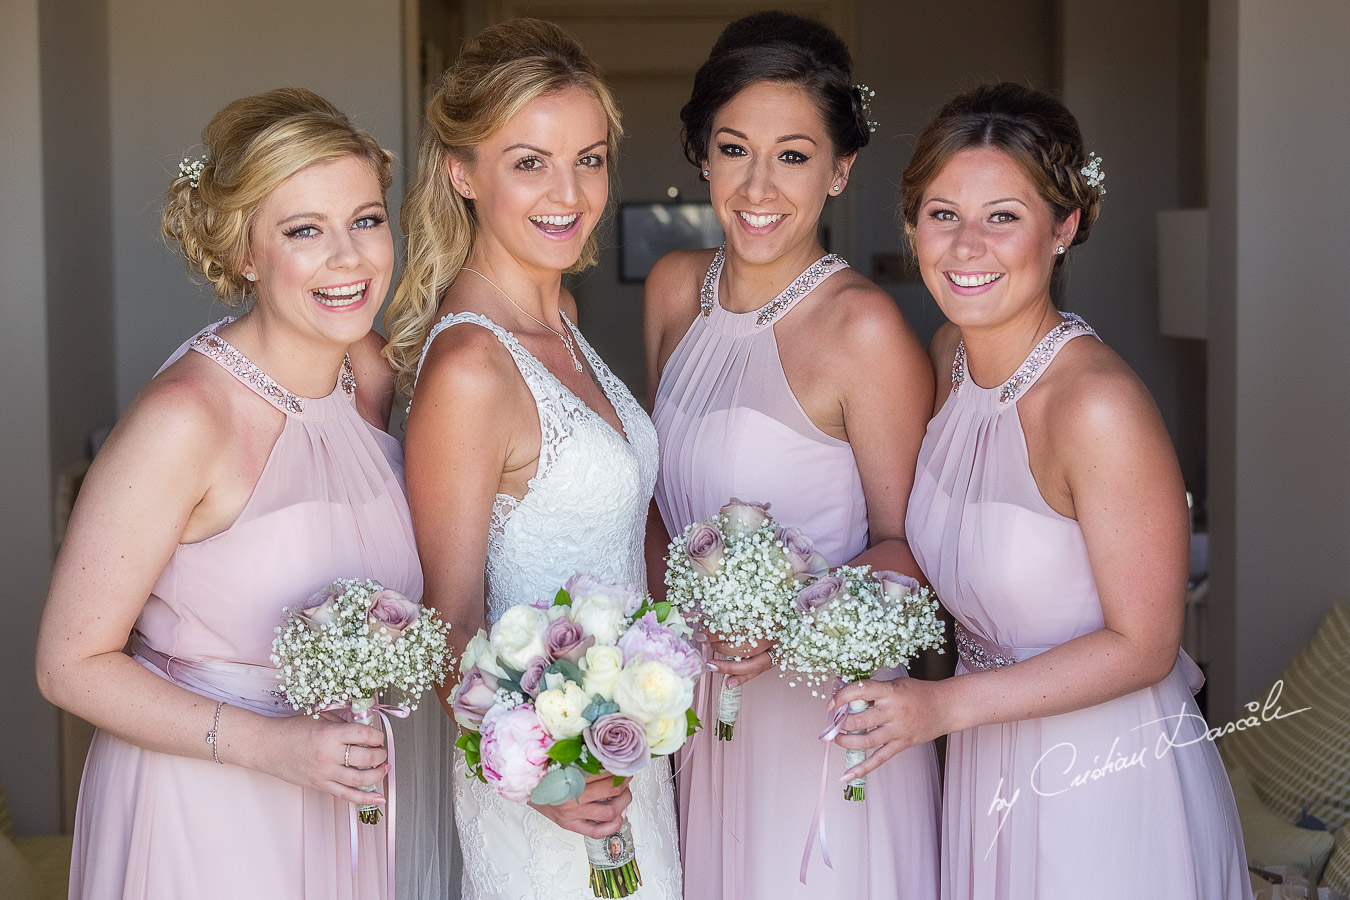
[665,499,826,739]
[776,566,944,800]
[451,573,701,898]
[271,578,452,823]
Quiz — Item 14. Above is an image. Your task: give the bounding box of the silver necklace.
[461,267,583,373]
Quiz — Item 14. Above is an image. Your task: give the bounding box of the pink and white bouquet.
[451,573,701,898]
[665,498,827,739]
[271,578,452,823]
[776,566,944,800]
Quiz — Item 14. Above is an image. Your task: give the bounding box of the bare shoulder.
[645,248,718,323]
[347,329,395,427]
[1035,335,1164,450]
[817,270,918,352]
[409,319,521,415]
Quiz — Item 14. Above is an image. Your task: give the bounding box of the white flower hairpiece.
[1080,152,1106,195]
[853,83,879,134]
[179,155,208,189]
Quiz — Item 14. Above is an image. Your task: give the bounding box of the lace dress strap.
[411,310,571,480]
[951,312,1098,406]
[188,328,354,417]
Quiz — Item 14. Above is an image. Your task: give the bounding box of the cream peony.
[534,681,591,739]
[461,632,508,679]
[645,715,687,756]
[581,645,625,700]
[612,660,694,725]
[569,591,628,646]
[490,605,550,671]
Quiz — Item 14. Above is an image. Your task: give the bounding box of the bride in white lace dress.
[385,20,681,900]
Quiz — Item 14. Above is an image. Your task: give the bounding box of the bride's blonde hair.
[384,18,623,396]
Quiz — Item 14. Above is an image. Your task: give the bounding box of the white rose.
[534,681,591,739]
[490,605,550,672]
[570,592,628,646]
[581,645,624,700]
[612,660,694,725]
[662,605,694,639]
[645,715,687,755]
[461,632,507,679]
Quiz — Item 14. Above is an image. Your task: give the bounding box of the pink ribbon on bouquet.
[799,697,850,884]
[327,699,411,899]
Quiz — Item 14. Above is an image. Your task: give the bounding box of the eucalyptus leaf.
[544,658,585,685]
[582,697,620,721]
[530,766,585,805]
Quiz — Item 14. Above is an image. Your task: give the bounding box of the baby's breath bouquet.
[271,578,452,823]
[665,499,827,740]
[777,566,944,800]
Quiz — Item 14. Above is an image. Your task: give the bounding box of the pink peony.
[617,612,703,680]
[583,713,650,777]
[366,589,420,640]
[565,573,646,616]
[451,666,499,729]
[685,524,726,577]
[479,705,552,803]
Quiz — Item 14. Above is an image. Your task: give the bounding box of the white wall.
[109,0,407,408]
[1207,0,1350,715]
[1,0,60,837]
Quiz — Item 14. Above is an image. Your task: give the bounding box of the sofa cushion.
[1324,824,1350,897]
[0,833,41,900]
[1224,601,1350,833]
[1228,760,1336,882]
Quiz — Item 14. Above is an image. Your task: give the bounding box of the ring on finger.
[343,745,352,768]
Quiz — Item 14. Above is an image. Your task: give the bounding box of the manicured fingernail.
[693,633,708,642]
[705,662,718,672]
[726,677,739,688]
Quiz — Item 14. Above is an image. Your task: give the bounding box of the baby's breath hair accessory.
[178,155,208,189]
[1080,152,1106,196]
[852,83,879,133]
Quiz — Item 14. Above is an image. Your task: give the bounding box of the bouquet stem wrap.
[584,817,643,897]
[715,678,742,741]
[843,698,868,802]
[350,694,384,825]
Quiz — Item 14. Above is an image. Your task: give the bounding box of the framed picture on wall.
[619,202,724,283]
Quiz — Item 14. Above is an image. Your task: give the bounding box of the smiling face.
[704,80,853,270]
[914,147,1078,332]
[242,154,392,350]
[450,85,609,277]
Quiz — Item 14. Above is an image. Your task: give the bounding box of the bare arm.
[35,367,387,805]
[833,350,1189,778]
[348,328,396,429]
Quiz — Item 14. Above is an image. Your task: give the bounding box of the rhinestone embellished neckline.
[951,313,1096,405]
[189,330,355,416]
[699,245,850,326]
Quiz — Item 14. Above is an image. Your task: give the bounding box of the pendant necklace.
[461,266,584,373]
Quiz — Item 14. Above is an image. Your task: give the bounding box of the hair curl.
[899,82,1103,262]
[161,87,393,305]
[383,18,623,397]
[680,11,869,168]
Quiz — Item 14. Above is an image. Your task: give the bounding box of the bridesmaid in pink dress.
[645,12,940,899]
[35,89,419,899]
[833,83,1251,898]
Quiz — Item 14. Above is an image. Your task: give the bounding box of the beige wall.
[1207,0,1350,715]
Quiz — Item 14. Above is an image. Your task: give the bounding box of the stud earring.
[832,184,841,192]
[245,272,257,282]
[701,169,709,178]
[1056,246,1065,255]
[463,188,471,197]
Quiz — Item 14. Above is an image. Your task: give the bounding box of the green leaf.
[544,658,585,685]
[654,600,671,623]
[582,696,619,721]
[547,736,584,765]
[576,748,603,775]
[553,588,572,607]
[613,774,625,788]
[530,766,585,805]
[686,708,701,736]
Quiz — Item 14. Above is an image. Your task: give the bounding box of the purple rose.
[775,526,821,577]
[479,704,552,802]
[451,666,500,729]
[583,713,650,777]
[544,616,596,664]
[685,524,726,577]
[617,612,703,679]
[719,498,771,537]
[295,584,343,629]
[565,573,646,616]
[874,570,922,605]
[518,655,551,697]
[795,575,845,614]
[366,589,420,640]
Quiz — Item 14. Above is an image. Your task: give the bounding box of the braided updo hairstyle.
[900,83,1103,264]
[680,11,871,167]
[161,87,394,306]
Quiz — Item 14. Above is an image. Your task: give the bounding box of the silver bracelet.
[206,700,226,765]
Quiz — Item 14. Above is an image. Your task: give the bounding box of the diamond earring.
[1056,246,1065,255]
[832,184,841,192]
[245,272,257,282]
[701,169,709,178]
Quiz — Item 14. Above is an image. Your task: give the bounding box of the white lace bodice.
[414,311,659,624]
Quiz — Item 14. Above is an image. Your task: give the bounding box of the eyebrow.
[923,196,1029,207]
[275,200,386,227]
[502,140,607,157]
[714,127,817,146]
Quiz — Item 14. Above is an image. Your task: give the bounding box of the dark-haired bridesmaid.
[644,11,940,899]
[833,83,1251,899]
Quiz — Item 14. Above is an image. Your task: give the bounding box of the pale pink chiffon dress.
[69,321,423,900]
[907,313,1251,899]
[653,248,941,899]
